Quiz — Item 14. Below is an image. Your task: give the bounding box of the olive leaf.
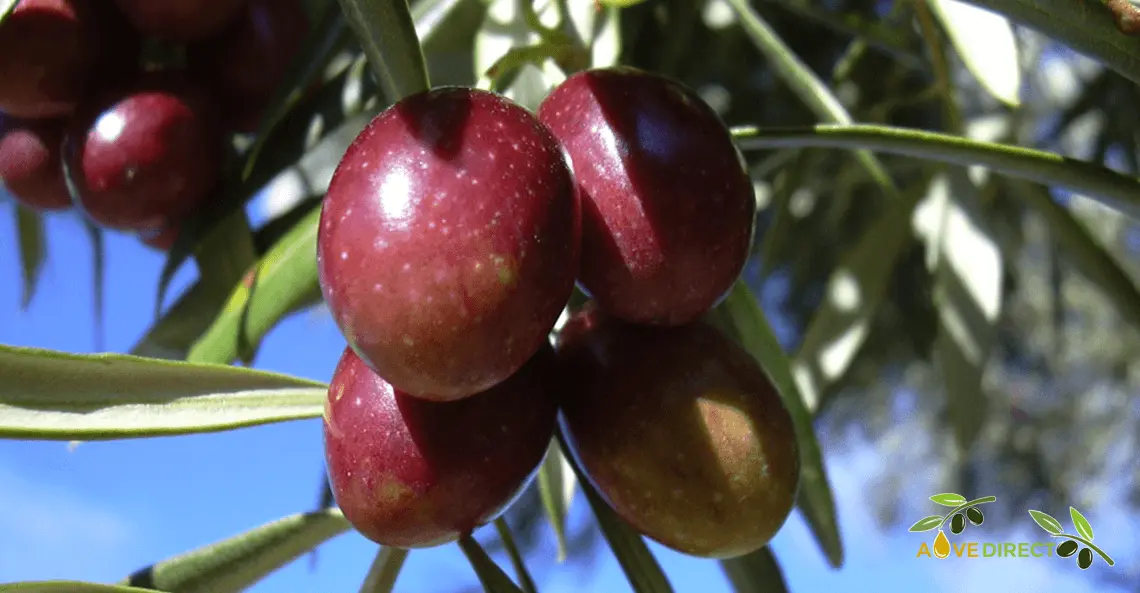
[358,546,409,593]
[337,0,431,99]
[457,534,524,593]
[909,515,945,532]
[719,280,844,568]
[927,0,1021,107]
[0,344,326,440]
[1028,510,1065,536]
[536,439,574,561]
[962,0,1140,86]
[1069,507,1094,541]
[929,493,968,507]
[557,433,674,593]
[0,583,162,593]
[122,509,349,593]
[14,202,44,311]
[720,547,789,593]
[494,518,538,593]
[0,0,16,26]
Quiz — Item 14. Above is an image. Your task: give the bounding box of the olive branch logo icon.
[909,493,997,558]
[1028,507,1115,570]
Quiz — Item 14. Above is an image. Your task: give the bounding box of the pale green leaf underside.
[0,344,327,440]
[122,509,349,593]
[0,583,161,593]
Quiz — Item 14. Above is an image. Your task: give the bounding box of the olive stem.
[730,124,1140,218]
[937,496,997,530]
[494,518,539,593]
[1051,534,1116,566]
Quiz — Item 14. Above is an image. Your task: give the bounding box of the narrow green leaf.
[0,344,326,440]
[723,0,899,200]
[720,281,844,568]
[556,432,673,593]
[457,534,524,593]
[929,493,967,507]
[536,439,573,561]
[1011,181,1140,333]
[337,0,431,100]
[494,519,537,593]
[358,546,409,593]
[720,547,789,593]
[1070,507,1094,542]
[241,3,350,181]
[928,0,1021,106]
[14,203,45,310]
[732,124,1140,218]
[961,0,1140,86]
[0,583,161,593]
[917,172,1002,452]
[1028,510,1064,536]
[187,205,323,365]
[0,0,17,26]
[908,515,945,532]
[122,509,349,593]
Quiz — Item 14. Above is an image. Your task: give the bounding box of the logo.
[908,492,1116,570]
[909,492,997,559]
[1027,507,1115,570]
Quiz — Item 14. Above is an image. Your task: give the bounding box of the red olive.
[63,70,223,232]
[187,0,311,134]
[0,0,121,119]
[324,345,559,548]
[538,67,756,326]
[113,0,246,42]
[556,304,800,558]
[0,114,72,211]
[317,87,580,400]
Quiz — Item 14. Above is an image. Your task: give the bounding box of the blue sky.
[0,197,1130,592]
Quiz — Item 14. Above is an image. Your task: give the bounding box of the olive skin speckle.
[317,87,580,401]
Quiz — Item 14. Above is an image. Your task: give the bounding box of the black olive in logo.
[950,513,966,535]
[966,507,984,526]
[1077,547,1094,569]
[1056,541,1078,557]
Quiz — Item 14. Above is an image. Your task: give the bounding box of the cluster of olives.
[318,67,802,559]
[0,0,309,248]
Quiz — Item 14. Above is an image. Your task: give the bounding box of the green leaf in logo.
[908,515,944,532]
[929,493,967,507]
[1028,510,1064,535]
[1069,507,1094,541]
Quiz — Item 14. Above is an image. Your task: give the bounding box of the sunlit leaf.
[14,202,44,310]
[0,583,160,593]
[720,547,789,593]
[358,546,409,593]
[0,344,326,440]
[929,0,1021,106]
[457,534,524,593]
[962,0,1140,85]
[914,172,1002,452]
[338,0,431,100]
[122,509,349,593]
[720,281,844,568]
[537,439,575,561]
